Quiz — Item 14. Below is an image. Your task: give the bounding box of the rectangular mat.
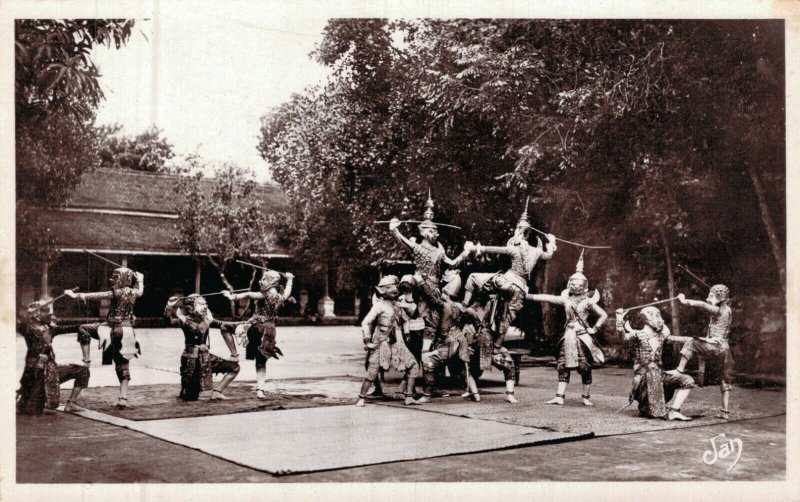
[74,404,590,475]
[379,385,786,437]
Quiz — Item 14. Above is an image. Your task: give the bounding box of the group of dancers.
[17,195,735,422]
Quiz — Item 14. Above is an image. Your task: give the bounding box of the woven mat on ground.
[379,384,785,436]
[64,383,352,421]
[70,404,591,475]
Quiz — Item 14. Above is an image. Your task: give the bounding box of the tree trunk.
[208,255,237,316]
[658,224,681,337]
[745,162,786,293]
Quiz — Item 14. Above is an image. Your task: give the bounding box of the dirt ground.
[14,327,786,482]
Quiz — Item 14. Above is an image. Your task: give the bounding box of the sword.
[619,297,680,315]
[374,220,462,230]
[195,288,251,298]
[39,287,80,307]
[677,264,711,288]
[530,228,611,250]
[235,260,287,277]
[83,249,126,269]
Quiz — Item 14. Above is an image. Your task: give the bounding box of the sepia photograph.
[1,0,797,499]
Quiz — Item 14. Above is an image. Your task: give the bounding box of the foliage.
[259,20,784,298]
[172,156,276,294]
[97,124,176,172]
[16,19,135,264]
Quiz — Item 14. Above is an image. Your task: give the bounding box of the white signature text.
[702,433,743,471]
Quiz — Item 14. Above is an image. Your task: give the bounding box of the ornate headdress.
[709,284,730,302]
[111,267,135,289]
[26,300,51,323]
[516,197,532,231]
[568,250,588,295]
[418,189,437,231]
[260,270,283,292]
[182,294,201,316]
[375,275,399,297]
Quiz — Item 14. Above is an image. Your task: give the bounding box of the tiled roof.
[40,210,288,255]
[36,168,289,255]
[66,167,287,214]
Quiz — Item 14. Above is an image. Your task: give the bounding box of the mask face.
[513,227,530,241]
[260,272,281,292]
[193,298,208,317]
[641,307,664,332]
[568,278,587,295]
[380,285,399,300]
[706,292,720,306]
[421,227,439,244]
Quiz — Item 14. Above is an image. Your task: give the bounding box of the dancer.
[356,275,420,407]
[526,251,607,406]
[17,300,89,414]
[66,267,144,409]
[668,284,735,419]
[414,272,482,403]
[463,200,556,348]
[464,293,520,403]
[165,294,240,401]
[222,269,293,399]
[389,192,474,353]
[616,307,695,420]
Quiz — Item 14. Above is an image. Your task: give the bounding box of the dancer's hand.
[389,218,401,231]
[586,327,597,335]
[677,293,687,304]
[284,272,294,280]
[167,296,179,307]
[64,289,77,299]
[222,290,233,300]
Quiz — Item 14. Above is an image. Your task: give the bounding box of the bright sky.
[91,8,331,181]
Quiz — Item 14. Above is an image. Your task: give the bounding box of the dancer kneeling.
[616,307,694,421]
[165,294,240,401]
[17,300,89,414]
[357,275,420,407]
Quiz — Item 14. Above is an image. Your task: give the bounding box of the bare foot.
[404,397,419,406]
[582,398,594,406]
[63,401,83,412]
[116,397,127,409]
[715,409,730,420]
[461,391,471,399]
[545,396,564,405]
[414,396,431,404]
[505,393,518,404]
[211,390,229,401]
[668,409,692,421]
[355,398,366,407]
[256,390,266,400]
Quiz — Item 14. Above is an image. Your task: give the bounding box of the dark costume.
[77,268,143,383]
[624,324,695,418]
[17,315,89,415]
[678,302,735,392]
[221,289,286,369]
[166,301,240,401]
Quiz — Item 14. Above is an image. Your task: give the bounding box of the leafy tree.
[259,19,785,323]
[172,157,276,314]
[97,124,176,172]
[15,19,135,267]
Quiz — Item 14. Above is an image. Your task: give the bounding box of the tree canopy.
[16,19,135,265]
[97,124,176,172]
[258,19,784,306]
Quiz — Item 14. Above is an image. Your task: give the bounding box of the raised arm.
[615,309,636,341]
[678,293,720,315]
[281,273,294,301]
[443,242,474,268]
[132,272,145,298]
[538,234,557,260]
[526,293,566,306]
[389,218,416,250]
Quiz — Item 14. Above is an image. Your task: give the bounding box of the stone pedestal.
[317,296,336,318]
[300,289,309,315]
[317,296,336,317]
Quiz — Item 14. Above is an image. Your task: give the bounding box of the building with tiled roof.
[19,168,294,319]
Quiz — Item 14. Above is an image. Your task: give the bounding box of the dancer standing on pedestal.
[526,251,607,406]
[388,192,474,354]
[463,199,557,347]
